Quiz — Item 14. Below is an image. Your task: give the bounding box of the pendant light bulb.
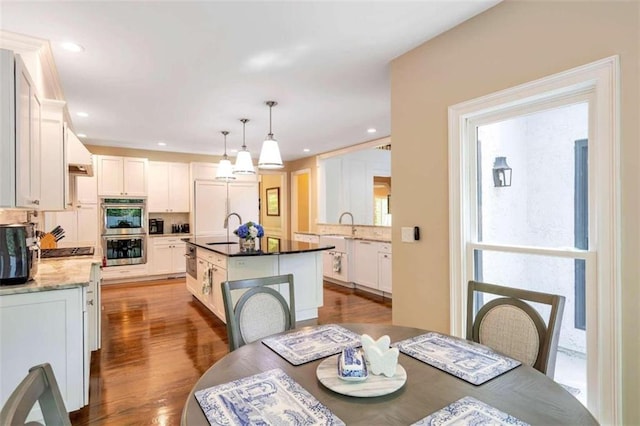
[233,118,255,175]
[216,130,236,181]
[258,100,284,169]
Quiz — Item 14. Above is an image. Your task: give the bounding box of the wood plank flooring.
[69,279,391,425]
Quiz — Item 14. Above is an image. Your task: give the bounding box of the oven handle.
[102,234,146,240]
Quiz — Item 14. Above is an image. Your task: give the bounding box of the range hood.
[66,127,94,176]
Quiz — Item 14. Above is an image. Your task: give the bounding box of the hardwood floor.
[70,279,391,425]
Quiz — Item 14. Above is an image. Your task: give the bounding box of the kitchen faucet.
[338,211,355,236]
[223,212,242,230]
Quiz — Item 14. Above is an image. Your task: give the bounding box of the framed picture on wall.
[267,237,281,252]
[266,187,280,216]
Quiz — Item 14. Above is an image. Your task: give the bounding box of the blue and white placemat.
[392,332,521,385]
[412,396,529,425]
[194,368,345,426]
[262,324,362,365]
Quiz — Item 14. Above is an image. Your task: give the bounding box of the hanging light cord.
[222,131,229,159]
[241,119,248,149]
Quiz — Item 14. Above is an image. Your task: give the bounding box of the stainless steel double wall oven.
[101,198,147,266]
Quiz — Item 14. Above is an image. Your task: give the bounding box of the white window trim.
[448,56,620,424]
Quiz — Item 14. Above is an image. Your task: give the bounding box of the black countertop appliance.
[0,223,38,284]
[149,218,164,235]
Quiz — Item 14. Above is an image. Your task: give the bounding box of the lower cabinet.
[352,240,392,295]
[194,249,227,321]
[352,240,379,289]
[322,250,350,283]
[0,287,88,418]
[378,251,392,294]
[150,237,186,276]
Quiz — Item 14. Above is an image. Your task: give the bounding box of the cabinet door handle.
[32,200,40,205]
[87,300,94,306]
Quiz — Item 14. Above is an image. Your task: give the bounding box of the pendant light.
[258,100,284,169]
[215,131,236,181]
[233,118,255,175]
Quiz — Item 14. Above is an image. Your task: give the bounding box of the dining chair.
[222,274,295,351]
[0,362,71,425]
[466,280,566,378]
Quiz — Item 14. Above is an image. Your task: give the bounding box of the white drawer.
[379,243,391,253]
[198,248,227,269]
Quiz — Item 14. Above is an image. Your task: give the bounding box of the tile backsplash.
[0,210,42,228]
[316,224,391,241]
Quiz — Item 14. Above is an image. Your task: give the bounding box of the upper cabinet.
[318,141,391,226]
[148,161,189,212]
[97,155,148,197]
[0,49,41,208]
[40,99,70,211]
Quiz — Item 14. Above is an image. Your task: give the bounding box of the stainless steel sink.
[206,241,238,245]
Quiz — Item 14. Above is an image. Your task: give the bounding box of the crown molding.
[0,30,66,102]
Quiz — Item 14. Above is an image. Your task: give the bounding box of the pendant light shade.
[216,131,236,181]
[258,101,284,169]
[233,118,255,175]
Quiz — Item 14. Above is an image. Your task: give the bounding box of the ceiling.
[1,1,499,162]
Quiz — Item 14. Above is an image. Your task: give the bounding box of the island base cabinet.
[0,287,87,421]
[279,252,323,321]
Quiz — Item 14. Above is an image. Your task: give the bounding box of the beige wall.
[10,2,636,417]
[260,174,285,232]
[390,1,638,423]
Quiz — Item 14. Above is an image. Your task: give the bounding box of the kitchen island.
[184,236,334,322]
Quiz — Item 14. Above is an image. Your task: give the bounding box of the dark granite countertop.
[184,236,335,257]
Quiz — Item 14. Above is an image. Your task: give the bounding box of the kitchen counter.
[0,256,99,296]
[184,236,334,256]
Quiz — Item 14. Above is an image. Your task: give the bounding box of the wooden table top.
[181,323,598,425]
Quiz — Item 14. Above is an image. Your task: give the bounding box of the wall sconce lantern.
[492,156,512,187]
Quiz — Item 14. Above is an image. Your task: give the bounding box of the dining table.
[181,323,598,425]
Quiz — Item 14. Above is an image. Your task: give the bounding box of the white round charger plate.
[316,354,407,397]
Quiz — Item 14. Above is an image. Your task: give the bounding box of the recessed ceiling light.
[77,133,87,138]
[76,112,89,117]
[367,128,377,133]
[157,142,167,146]
[61,42,84,53]
[303,148,310,152]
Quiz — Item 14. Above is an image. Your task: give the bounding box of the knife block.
[40,233,57,249]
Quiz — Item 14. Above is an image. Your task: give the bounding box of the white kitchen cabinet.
[97,155,148,197]
[193,180,228,237]
[73,157,98,205]
[150,236,186,276]
[39,99,70,211]
[0,287,87,415]
[229,182,260,223]
[352,240,380,290]
[44,204,99,249]
[0,50,42,209]
[378,251,392,294]
[192,180,259,237]
[194,250,227,320]
[148,161,189,212]
[100,263,149,282]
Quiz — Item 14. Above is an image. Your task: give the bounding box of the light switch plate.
[401,227,416,243]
